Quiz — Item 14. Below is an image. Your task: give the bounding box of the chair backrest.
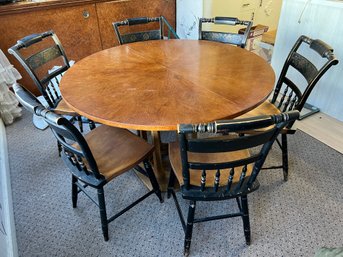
[199,17,253,48]
[177,111,299,200]
[8,30,70,109]
[13,83,104,187]
[270,35,338,126]
[112,16,179,45]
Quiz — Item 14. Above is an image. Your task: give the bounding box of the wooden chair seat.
[54,98,78,115]
[169,140,253,187]
[240,100,281,118]
[81,125,154,181]
[14,83,163,242]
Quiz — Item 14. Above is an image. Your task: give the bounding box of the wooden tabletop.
[60,40,275,131]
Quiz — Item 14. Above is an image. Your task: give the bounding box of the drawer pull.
[242,3,250,7]
[83,10,90,19]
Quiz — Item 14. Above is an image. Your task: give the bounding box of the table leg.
[151,131,169,191]
[135,131,170,192]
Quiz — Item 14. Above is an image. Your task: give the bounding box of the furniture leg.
[143,160,163,202]
[151,131,168,191]
[72,175,78,208]
[241,195,251,245]
[281,133,288,181]
[167,169,176,199]
[77,116,83,133]
[184,200,196,257]
[97,187,109,241]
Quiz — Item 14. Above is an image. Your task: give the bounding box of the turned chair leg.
[241,195,251,245]
[97,188,109,241]
[76,116,83,133]
[71,175,78,208]
[281,133,289,181]
[89,119,96,130]
[184,201,196,257]
[143,160,163,203]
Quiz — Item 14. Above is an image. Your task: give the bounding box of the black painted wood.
[112,15,179,45]
[271,35,338,128]
[8,30,69,109]
[8,30,98,132]
[12,83,163,242]
[199,17,252,48]
[168,111,299,256]
[264,35,338,181]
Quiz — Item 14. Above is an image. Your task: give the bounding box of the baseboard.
[0,119,18,257]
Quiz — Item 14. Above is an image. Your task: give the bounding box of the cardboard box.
[239,24,269,51]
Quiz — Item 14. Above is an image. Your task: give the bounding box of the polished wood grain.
[0,0,110,15]
[82,125,154,181]
[60,40,275,131]
[0,0,175,95]
[0,4,102,95]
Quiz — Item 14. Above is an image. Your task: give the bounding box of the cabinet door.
[96,0,176,49]
[0,4,102,95]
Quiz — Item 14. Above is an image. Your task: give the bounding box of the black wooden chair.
[199,17,253,48]
[13,83,163,241]
[8,30,93,132]
[240,35,338,181]
[113,16,179,45]
[168,111,299,256]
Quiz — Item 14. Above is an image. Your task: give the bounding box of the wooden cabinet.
[0,0,176,94]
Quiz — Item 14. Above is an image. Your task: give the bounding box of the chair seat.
[239,101,298,134]
[240,100,281,118]
[53,98,79,115]
[83,125,154,181]
[169,140,253,187]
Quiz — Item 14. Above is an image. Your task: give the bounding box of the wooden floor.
[294,112,343,154]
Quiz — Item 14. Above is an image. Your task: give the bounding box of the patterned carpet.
[6,110,343,257]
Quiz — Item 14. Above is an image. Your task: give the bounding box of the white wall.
[176,0,283,39]
[176,0,203,39]
[272,0,343,121]
[0,119,18,257]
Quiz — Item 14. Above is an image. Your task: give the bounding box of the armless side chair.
[199,17,253,48]
[168,111,299,256]
[8,30,94,132]
[240,35,338,181]
[113,16,179,45]
[13,83,163,241]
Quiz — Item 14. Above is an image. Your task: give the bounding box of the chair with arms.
[8,30,93,132]
[113,16,179,45]
[199,17,253,48]
[13,83,163,241]
[240,35,339,181]
[167,110,299,256]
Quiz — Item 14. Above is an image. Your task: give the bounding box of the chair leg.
[72,175,78,208]
[97,187,109,241]
[281,134,288,181]
[77,116,83,133]
[184,200,196,257]
[241,195,251,245]
[167,169,176,199]
[143,160,163,203]
[57,140,62,157]
[89,119,96,130]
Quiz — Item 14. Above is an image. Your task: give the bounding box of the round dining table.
[60,39,275,189]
